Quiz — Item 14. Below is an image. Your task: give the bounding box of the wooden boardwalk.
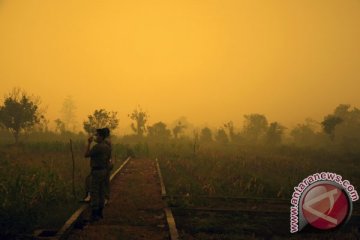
[67,158,169,240]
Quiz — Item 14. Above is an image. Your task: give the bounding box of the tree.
[128,106,148,137]
[170,117,193,136]
[83,109,119,135]
[242,114,268,143]
[215,128,229,144]
[61,95,77,132]
[54,118,66,134]
[321,115,343,141]
[332,104,360,146]
[224,121,235,142]
[172,121,186,139]
[320,104,360,150]
[147,122,171,140]
[0,88,41,144]
[193,129,200,155]
[333,104,351,117]
[290,119,320,146]
[34,115,49,132]
[200,127,213,142]
[265,122,286,145]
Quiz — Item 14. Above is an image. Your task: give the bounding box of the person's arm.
[84,136,94,158]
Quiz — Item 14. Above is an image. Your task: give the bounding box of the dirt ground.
[67,158,169,240]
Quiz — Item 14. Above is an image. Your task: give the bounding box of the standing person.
[82,128,112,204]
[84,128,111,221]
[103,128,113,204]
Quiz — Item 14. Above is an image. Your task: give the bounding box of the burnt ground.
[67,158,169,240]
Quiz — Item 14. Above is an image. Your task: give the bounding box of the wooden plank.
[155,158,179,240]
[110,157,131,181]
[165,195,288,203]
[155,158,167,198]
[56,205,88,240]
[165,207,179,240]
[171,207,289,214]
[53,157,131,240]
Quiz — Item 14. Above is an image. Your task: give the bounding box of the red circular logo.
[302,183,350,230]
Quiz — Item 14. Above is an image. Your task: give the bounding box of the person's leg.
[98,170,107,218]
[90,171,101,221]
[84,173,91,201]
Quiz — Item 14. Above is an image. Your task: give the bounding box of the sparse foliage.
[54,118,66,134]
[265,122,285,145]
[173,121,186,139]
[147,121,171,140]
[291,124,316,145]
[215,128,229,144]
[34,115,49,132]
[193,129,200,155]
[290,118,321,146]
[128,106,148,137]
[200,127,213,142]
[242,114,268,143]
[83,109,119,135]
[61,96,77,132]
[224,121,235,142]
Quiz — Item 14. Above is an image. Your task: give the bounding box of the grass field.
[0,134,359,239]
[156,140,360,239]
[0,139,130,239]
[159,142,360,199]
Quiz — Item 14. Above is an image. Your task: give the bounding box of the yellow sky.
[0,0,359,133]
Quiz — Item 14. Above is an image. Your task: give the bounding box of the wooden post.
[69,139,76,198]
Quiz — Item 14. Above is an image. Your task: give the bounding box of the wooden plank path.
[155,158,179,240]
[65,158,171,240]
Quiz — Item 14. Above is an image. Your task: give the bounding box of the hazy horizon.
[1,0,359,134]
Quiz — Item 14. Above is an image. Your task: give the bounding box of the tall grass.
[0,158,70,236]
[157,140,360,199]
[0,139,130,238]
[1,132,359,238]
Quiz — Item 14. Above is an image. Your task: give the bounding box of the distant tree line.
[1,88,360,151]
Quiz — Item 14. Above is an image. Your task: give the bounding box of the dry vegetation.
[0,96,360,238]
[0,134,130,239]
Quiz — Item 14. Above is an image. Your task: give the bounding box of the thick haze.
[1,0,359,133]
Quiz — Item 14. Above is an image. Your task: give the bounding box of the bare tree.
[128,106,149,137]
[172,121,186,139]
[54,118,66,134]
[61,95,77,132]
[224,121,235,142]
